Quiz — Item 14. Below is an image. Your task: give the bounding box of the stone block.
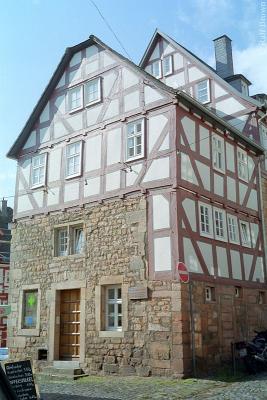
[148,342,170,360]
[136,366,151,377]
[103,363,119,374]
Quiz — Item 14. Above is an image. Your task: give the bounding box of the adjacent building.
[6,31,267,376]
[0,200,12,348]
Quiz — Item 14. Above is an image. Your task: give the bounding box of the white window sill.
[53,253,85,259]
[18,328,40,337]
[241,242,251,248]
[31,183,45,190]
[214,235,228,242]
[229,240,240,245]
[85,98,101,108]
[125,154,144,163]
[238,176,249,183]
[200,231,214,239]
[213,166,225,174]
[65,173,82,180]
[68,106,83,114]
[99,330,124,338]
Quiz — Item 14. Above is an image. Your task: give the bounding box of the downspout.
[258,112,267,271]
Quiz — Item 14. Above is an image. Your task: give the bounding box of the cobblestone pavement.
[38,372,267,400]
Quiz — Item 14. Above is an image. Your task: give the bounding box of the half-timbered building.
[6,32,267,377]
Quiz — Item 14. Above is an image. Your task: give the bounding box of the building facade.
[7,32,267,376]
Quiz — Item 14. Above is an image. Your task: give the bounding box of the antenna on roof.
[89,0,133,61]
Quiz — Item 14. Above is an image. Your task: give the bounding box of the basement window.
[258,291,266,304]
[54,224,84,257]
[196,79,210,104]
[205,286,215,302]
[235,286,242,298]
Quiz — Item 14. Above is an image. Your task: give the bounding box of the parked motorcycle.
[242,330,267,373]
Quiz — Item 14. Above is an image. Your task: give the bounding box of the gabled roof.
[139,29,260,108]
[7,34,264,160]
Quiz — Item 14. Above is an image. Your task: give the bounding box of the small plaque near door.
[128,286,148,300]
[5,360,38,400]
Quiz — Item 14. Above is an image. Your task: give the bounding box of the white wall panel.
[196,161,210,191]
[150,43,160,60]
[47,187,59,206]
[248,156,255,180]
[103,72,117,97]
[253,257,264,282]
[48,148,62,182]
[64,182,79,202]
[231,250,242,280]
[199,126,210,158]
[165,73,185,88]
[33,191,44,208]
[243,253,253,280]
[216,247,228,277]
[85,60,98,75]
[106,128,121,165]
[154,236,171,271]
[226,143,235,172]
[188,66,206,81]
[40,103,50,123]
[183,238,202,273]
[214,83,227,98]
[144,86,164,104]
[84,177,100,197]
[56,72,65,89]
[85,135,102,171]
[173,53,183,70]
[181,116,195,150]
[19,159,31,189]
[69,51,81,67]
[126,163,142,186]
[122,68,139,89]
[250,223,259,248]
[159,133,169,151]
[152,195,170,230]
[104,99,119,120]
[68,113,83,131]
[181,153,197,184]
[124,91,140,112]
[17,195,33,213]
[86,104,102,126]
[182,198,196,232]
[247,190,258,211]
[216,98,246,117]
[106,171,120,191]
[103,52,116,67]
[54,121,68,138]
[54,95,65,114]
[198,241,214,275]
[227,177,236,202]
[148,114,168,152]
[239,182,247,204]
[162,40,175,55]
[40,126,50,144]
[143,158,169,182]
[69,68,82,84]
[214,173,224,197]
[23,131,36,149]
[86,45,98,60]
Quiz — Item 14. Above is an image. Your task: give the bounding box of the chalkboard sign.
[5,360,37,400]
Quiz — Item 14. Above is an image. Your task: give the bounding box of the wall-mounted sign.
[177,262,189,283]
[5,360,38,400]
[128,286,148,300]
[0,305,11,317]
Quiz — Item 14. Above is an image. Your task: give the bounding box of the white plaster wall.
[103,52,116,67]
[188,67,206,81]
[243,253,253,280]
[196,161,210,191]
[148,114,168,153]
[23,131,36,149]
[154,236,172,271]
[40,103,50,123]
[214,173,224,197]
[144,86,164,104]
[159,133,169,151]
[162,40,175,55]
[126,163,142,186]
[227,177,236,202]
[239,182,247,204]
[250,223,259,248]
[231,250,242,280]
[64,182,80,202]
[17,195,33,213]
[106,128,121,165]
[197,241,214,275]
[122,68,139,89]
[85,61,99,75]
[143,157,169,182]
[86,45,98,60]
[199,126,210,158]
[152,195,170,230]
[248,156,255,180]
[181,153,197,184]
[226,143,235,172]
[19,159,31,190]
[69,51,81,67]
[48,148,62,182]
[216,98,246,117]
[86,105,102,126]
[173,53,183,70]
[150,43,160,60]
[104,99,119,120]
[85,135,102,171]
[103,72,117,97]
[216,246,228,277]
[165,72,185,88]
[214,83,227,98]
[183,238,202,273]
[181,116,195,150]
[247,190,258,211]
[124,91,140,112]
[40,126,50,144]
[56,72,65,89]
[54,121,68,138]
[84,177,100,197]
[68,114,83,131]
[69,68,82,84]
[253,257,264,282]
[33,191,44,208]
[47,187,60,206]
[106,171,120,191]
[55,95,65,115]
[182,198,196,232]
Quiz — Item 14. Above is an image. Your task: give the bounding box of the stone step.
[43,367,83,376]
[37,372,88,382]
[53,360,80,369]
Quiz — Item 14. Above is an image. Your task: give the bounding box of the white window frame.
[213,208,227,242]
[54,223,84,257]
[212,134,225,172]
[237,148,249,182]
[227,214,239,244]
[151,60,162,79]
[162,55,173,76]
[105,285,122,332]
[239,220,251,248]
[196,79,210,104]
[65,141,82,179]
[205,286,215,302]
[126,119,145,161]
[84,77,101,107]
[31,153,47,188]
[67,85,83,113]
[199,202,213,238]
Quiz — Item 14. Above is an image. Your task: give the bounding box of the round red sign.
[177,262,189,283]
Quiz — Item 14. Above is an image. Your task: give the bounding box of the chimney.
[1,199,8,218]
[213,35,234,79]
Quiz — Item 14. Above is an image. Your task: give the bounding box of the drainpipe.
[258,161,267,270]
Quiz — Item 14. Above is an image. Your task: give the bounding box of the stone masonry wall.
[8,195,188,377]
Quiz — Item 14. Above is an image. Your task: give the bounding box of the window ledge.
[18,328,40,337]
[52,253,85,260]
[99,330,124,338]
[65,173,82,180]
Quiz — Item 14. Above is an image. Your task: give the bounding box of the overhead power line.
[89,0,132,61]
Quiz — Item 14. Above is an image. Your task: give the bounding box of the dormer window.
[65,141,82,178]
[162,55,173,76]
[151,60,162,79]
[68,85,83,112]
[31,153,47,188]
[84,77,101,106]
[196,79,210,104]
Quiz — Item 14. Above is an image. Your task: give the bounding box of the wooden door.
[59,289,80,360]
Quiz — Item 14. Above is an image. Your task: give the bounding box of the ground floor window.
[105,285,122,331]
[22,290,38,329]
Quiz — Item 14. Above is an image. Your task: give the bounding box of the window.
[126,119,144,161]
[258,291,266,304]
[66,141,82,178]
[162,55,173,76]
[212,135,225,172]
[105,285,122,331]
[199,203,213,238]
[237,149,248,181]
[22,290,38,329]
[196,79,210,104]
[227,215,239,244]
[235,286,242,298]
[68,85,83,112]
[31,153,47,188]
[84,77,101,106]
[213,208,227,241]
[151,60,162,79]
[240,221,251,247]
[55,224,84,257]
[205,286,215,302]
